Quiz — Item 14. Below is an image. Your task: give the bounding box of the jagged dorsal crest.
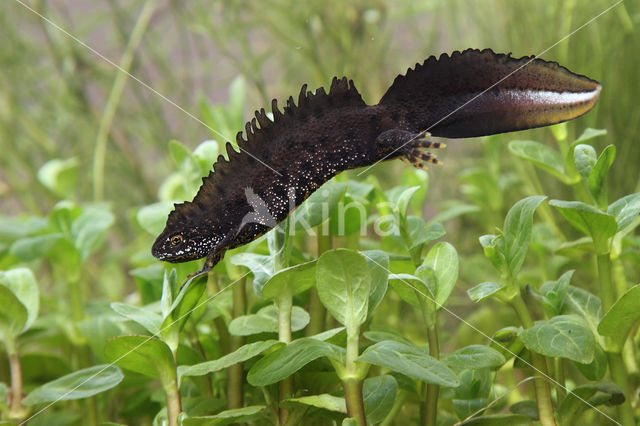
[164,77,366,229]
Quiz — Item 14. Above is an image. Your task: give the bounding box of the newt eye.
[170,235,183,245]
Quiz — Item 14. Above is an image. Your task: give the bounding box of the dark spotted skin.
[152,48,600,276]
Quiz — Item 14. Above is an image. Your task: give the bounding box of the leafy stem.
[306,228,331,336]
[423,325,440,426]
[228,276,246,409]
[510,294,556,426]
[6,339,25,420]
[164,379,182,426]
[343,322,367,425]
[416,288,440,426]
[598,254,635,425]
[606,352,635,426]
[596,254,615,313]
[92,0,157,201]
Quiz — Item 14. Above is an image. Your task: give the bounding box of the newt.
[152,48,600,275]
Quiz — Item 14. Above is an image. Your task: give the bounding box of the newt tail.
[152,48,600,275]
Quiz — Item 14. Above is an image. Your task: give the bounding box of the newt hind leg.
[375,129,446,170]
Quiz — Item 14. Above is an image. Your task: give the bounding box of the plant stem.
[380,389,408,426]
[7,341,25,420]
[306,229,331,336]
[277,293,293,424]
[554,358,566,401]
[596,254,614,312]
[607,352,636,426]
[207,273,231,354]
[343,378,367,425]
[423,325,440,426]
[511,295,556,426]
[598,255,635,425]
[342,324,367,425]
[92,0,156,201]
[227,277,246,409]
[164,380,182,426]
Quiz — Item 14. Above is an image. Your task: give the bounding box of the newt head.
[152,220,221,264]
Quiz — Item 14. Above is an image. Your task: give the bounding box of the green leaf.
[478,234,506,273]
[509,400,539,420]
[574,343,607,381]
[393,186,421,218]
[287,394,346,413]
[110,302,161,335]
[71,206,115,260]
[454,367,491,400]
[228,305,309,336]
[248,338,345,386]
[9,233,63,261]
[429,203,479,224]
[309,327,345,341]
[0,267,39,331]
[389,273,430,308]
[163,274,207,333]
[549,200,617,254]
[539,270,574,316]
[229,253,274,297]
[192,140,219,175]
[160,269,176,319]
[588,145,615,207]
[557,381,624,422]
[0,216,47,241]
[573,144,597,179]
[317,249,371,328]
[363,375,397,424]
[420,242,458,308]
[22,365,123,405]
[519,315,594,363]
[467,282,502,303]
[77,316,122,363]
[0,284,27,343]
[453,368,491,419]
[361,250,389,318]
[562,286,602,338]
[358,341,459,387]
[459,414,533,426]
[508,140,566,181]
[0,382,7,407]
[137,202,174,236]
[608,192,640,233]
[363,330,412,345]
[444,345,506,371]
[178,340,280,379]
[104,336,176,385]
[406,218,445,250]
[291,181,346,230]
[182,405,267,426]
[262,261,317,299]
[37,157,79,199]
[502,196,547,277]
[168,139,192,167]
[575,128,607,143]
[598,284,640,352]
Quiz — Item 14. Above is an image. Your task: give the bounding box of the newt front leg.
[375,129,446,170]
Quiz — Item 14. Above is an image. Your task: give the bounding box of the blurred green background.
[2,0,638,321]
[2,0,637,217]
[1,1,639,424]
